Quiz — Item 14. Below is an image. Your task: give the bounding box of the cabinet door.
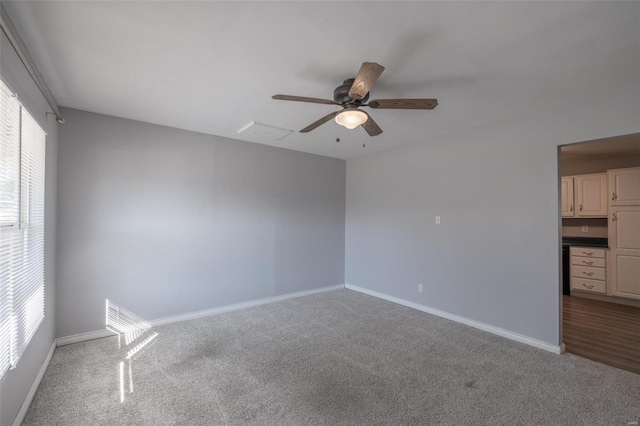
[610,167,640,206]
[576,173,608,217]
[609,206,640,300]
[561,177,574,217]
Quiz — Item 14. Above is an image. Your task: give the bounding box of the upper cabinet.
[610,167,640,206]
[575,173,608,217]
[562,173,608,218]
[561,177,575,217]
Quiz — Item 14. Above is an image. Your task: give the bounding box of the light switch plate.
[435,216,441,225]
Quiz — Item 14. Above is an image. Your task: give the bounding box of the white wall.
[56,108,346,338]
[0,32,58,425]
[346,87,640,346]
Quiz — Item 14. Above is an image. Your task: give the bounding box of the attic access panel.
[237,121,293,143]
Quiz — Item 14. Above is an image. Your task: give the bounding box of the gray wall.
[346,87,640,346]
[561,153,640,176]
[56,108,345,338]
[0,32,58,425]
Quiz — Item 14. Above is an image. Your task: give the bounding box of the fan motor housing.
[334,78,369,106]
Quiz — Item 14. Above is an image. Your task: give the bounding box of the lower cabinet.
[570,246,606,294]
[571,277,606,294]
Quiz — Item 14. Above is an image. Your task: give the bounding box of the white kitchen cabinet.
[610,167,640,206]
[609,205,640,300]
[570,246,607,294]
[561,177,575,217]
[575,173,608,217]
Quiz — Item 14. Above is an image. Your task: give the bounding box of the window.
[0,79,46,378]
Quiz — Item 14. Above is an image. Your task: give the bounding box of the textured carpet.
[23,289,640,425]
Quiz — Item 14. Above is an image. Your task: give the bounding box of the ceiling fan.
[272,62,438,137]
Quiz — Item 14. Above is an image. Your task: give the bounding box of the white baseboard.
[56,329,114,347]
[150,284,344,327]
[12,340,56,426]
[56,284,345,346]
[345,284,564,354]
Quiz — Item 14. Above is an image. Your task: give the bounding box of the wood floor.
[563,295,640,374]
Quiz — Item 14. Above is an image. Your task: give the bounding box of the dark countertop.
[562,237,608,248]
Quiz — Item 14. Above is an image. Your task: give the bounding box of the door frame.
[557,132,640,350]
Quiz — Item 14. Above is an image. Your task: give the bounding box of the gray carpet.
[23,289,640,425]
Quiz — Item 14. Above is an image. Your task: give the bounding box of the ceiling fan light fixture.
[335,108,368,130]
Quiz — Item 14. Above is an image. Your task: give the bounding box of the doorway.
[559,133,640,374]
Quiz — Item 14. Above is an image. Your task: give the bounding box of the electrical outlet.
[418,284,423,293]
[435,216,441,225]
[581,225,589,232]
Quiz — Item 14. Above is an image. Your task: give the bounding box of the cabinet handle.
[611,192,617,201]
[570,205,573,212]
[612,212,617,222]
[581,261,593,265]
[582,283,594,289]
[582,271,594,276]
[579,204,583,211]
[582,252,593,256]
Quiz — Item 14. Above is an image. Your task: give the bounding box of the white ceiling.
[5,1,640,159]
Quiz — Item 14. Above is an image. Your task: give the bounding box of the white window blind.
[0,79,46,377]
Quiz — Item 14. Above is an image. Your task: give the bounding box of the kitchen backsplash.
[562,218,608,238]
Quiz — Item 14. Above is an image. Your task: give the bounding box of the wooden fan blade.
[272,94,338,105]
[367,98,438,110]
[361,112,383,137]
[300,111,341,133]
[348,62,385,100]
